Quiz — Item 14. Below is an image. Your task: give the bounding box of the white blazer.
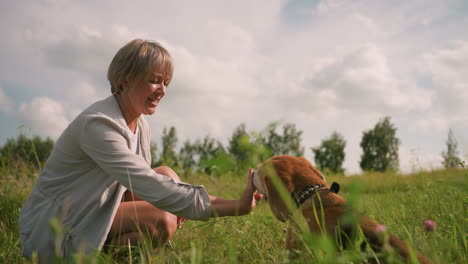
[19,95,212,259]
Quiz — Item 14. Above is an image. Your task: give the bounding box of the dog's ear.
[264,176,292,222]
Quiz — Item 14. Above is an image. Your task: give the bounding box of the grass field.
[1,164,467,263]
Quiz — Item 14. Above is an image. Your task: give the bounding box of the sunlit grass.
[1,163,467,263]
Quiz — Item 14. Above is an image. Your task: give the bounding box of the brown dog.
[253,155,433,264]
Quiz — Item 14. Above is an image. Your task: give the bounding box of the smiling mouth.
[148,97,159,106]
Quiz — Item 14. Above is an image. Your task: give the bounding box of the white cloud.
[168,44,259,99]
[43,25,143,74]
[316,0,347,14]
[412,41,468,131]
[423,41,468,113]
[193,20,255,62]
[0,0,467,174]
[77,25,102,40]
[353,14,378,35]
[299,44,432,116]
[67,81,101,106]
[16,97,69,139]
[399,146,443,173]
[0,86,14,113]
[65,80,105,119]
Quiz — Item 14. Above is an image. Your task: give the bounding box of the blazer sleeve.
[79,115,212,221]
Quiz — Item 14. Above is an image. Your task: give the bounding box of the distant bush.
[0,134,54,169]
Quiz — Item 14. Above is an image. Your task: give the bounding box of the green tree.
[179,140,198,170]
[263,122,304,157]
[228,124,250,163]
[179,136,236,176]
[179,136,219,169]
[359,117,400,172]
[228,124,269,170]
[157,126,178,167]
[442,129,461,169]
[199,143,235,176]
[312,132,346,174]
[150,142,159,168]
[196,136,218,164]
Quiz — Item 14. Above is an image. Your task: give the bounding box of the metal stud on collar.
[292,184,326,206]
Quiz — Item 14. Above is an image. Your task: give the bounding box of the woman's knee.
[153,166,180,181]
[111,202,178,247]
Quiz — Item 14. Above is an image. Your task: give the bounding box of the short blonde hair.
[107,39,174,95]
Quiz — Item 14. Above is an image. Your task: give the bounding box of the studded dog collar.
[291,182,340,206]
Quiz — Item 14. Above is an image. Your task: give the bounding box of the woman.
[19,39,261,261]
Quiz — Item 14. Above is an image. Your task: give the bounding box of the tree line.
[0,117,464,175]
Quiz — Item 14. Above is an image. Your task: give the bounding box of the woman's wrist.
[209,196,251,217]
[238,194,252,215]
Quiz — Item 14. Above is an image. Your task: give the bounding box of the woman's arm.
[80,117,212,220]
[209,169,262,217]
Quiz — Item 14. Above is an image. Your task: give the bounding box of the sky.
[1,0,467,174]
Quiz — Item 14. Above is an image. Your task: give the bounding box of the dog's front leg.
[285,225,294,251]
[285,221,302,260]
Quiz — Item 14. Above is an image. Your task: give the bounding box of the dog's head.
[253,155,327,222]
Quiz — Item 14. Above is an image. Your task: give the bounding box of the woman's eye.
[149,77,169,86]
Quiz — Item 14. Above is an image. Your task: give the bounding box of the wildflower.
[375,224,387,234]
[423,220,436,231]
[375,225,389,246]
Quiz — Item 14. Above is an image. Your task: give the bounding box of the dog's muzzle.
[252,170,267,195]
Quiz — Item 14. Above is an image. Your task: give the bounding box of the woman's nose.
[159,84,166,96]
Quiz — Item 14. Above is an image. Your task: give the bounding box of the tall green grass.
[1,165,466,263]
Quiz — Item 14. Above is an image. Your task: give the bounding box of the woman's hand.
[209,168,263,217]
[238,168,263,215]
[176,216,187,229]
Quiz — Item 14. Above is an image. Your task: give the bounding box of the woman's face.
[122,69,169,116]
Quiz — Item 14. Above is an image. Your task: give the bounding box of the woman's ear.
[122,75,138,91]
[121,78,130,90]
